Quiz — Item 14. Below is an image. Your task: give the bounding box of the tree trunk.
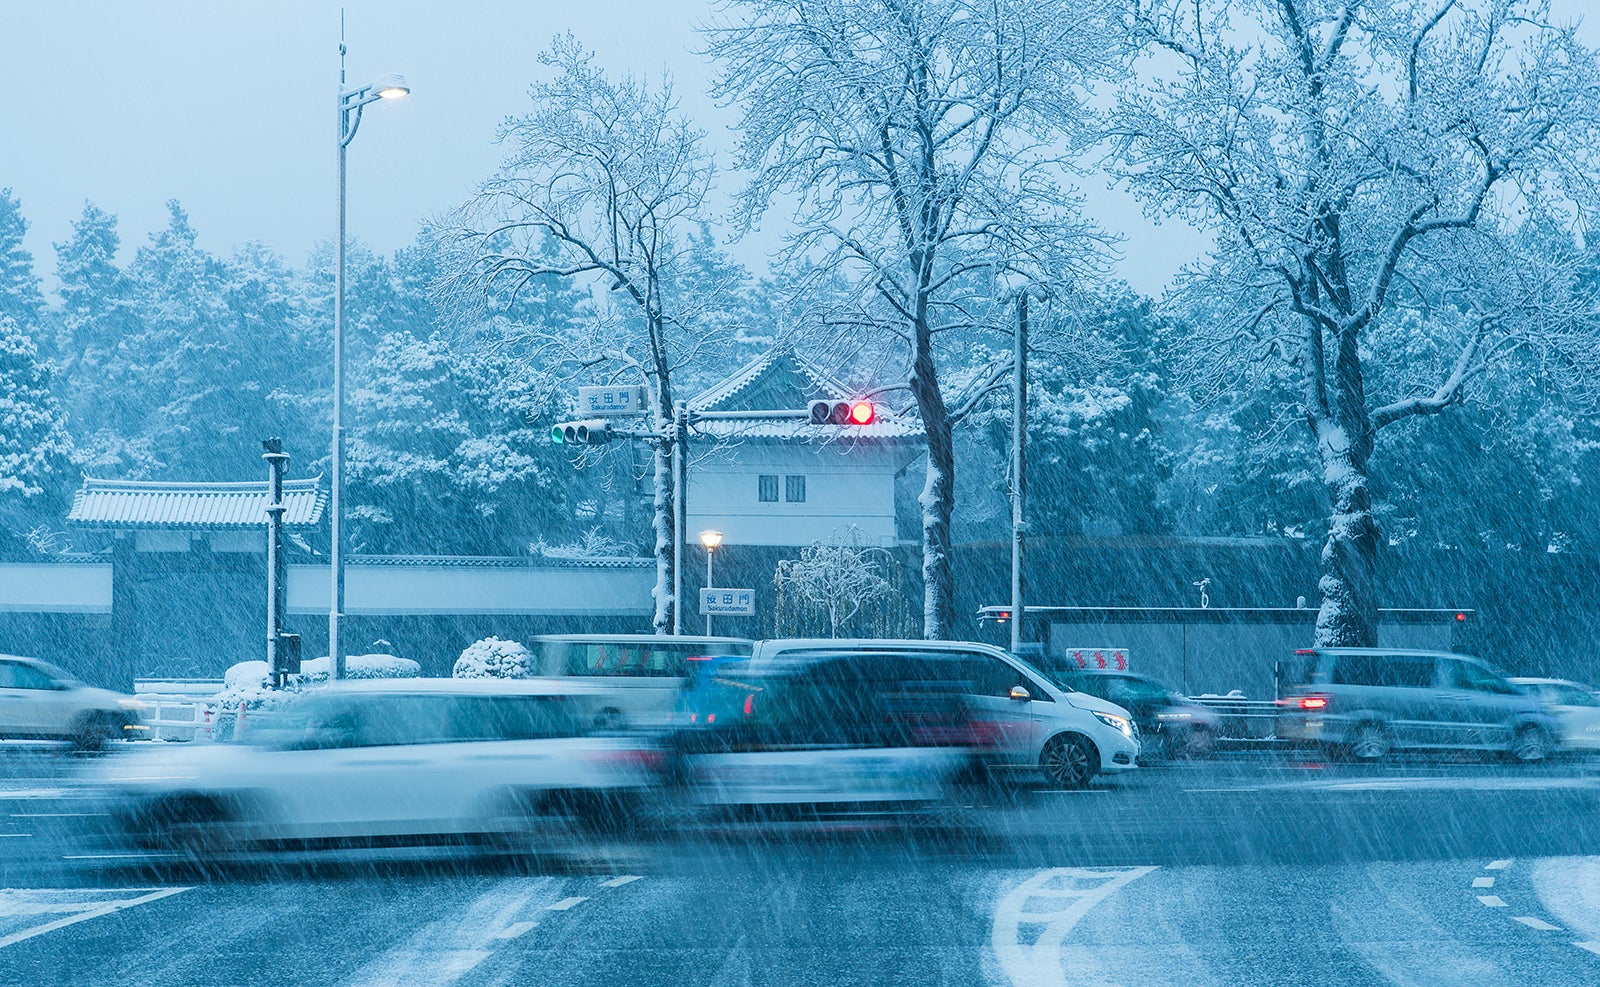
[1310,426,1380,648]
[918,411,956,641]
[650,433,675,634]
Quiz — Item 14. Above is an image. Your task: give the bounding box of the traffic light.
[550,419,614,445]
[808,399,877,426]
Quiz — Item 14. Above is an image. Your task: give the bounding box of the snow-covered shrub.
[452,637,533,679]
[207,653,423,739]
[294,653,422,685]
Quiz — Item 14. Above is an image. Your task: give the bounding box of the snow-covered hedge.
[452,637,533,679]
[209,653,424,726]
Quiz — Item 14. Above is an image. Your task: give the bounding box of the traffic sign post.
[700,588,756,616]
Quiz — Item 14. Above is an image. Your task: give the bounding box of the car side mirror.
[1008,685,1031,702]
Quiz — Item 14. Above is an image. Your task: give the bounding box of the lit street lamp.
[331,52,408,680]
[700,530,723,636]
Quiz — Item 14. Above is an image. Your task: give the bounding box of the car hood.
[1062,690,1133,720]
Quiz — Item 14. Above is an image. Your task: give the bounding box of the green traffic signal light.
[551,425,565,444]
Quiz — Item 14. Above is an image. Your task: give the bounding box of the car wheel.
[72,713,118,753]
[1348,722,1391,761]
[1509,725,1551,763]
[1040,734,1097,789]
[131,795,234,852]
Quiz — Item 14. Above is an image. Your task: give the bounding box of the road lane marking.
[1477,895,1508,908]
[494,921,538,939]
[1513,916,1562,931]
[1575,941,1600,955]
[1472,877,1495,888]
[0,833,30,838]
[993,866,1157,987]
[547,896,589,911]
[0,887,190,950]
[600,875,642,888]
[1486,859,1514,870]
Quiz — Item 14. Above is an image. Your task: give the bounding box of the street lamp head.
[699,530,724,551]
[373,73,410,99]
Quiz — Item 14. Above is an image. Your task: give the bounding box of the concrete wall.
[686,443,903,547]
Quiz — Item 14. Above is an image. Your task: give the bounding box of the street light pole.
[1010,293,1028,655]
[700,530,723,637]
[331,43,408,680]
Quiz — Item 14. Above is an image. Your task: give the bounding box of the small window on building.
[785,475,806,503]
[758,474,779,502]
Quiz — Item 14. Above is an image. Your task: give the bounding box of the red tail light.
[1298,695,1328,711]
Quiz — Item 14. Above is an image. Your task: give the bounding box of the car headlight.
[1092,711,1134,738]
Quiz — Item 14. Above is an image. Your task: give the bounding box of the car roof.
[318,677,616,697]
[1305,648,1477,659]
[755,638,1013,658]
[529,635,754,646]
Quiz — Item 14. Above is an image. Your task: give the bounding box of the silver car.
[0,655,143,750]
[1279,648,1558,761]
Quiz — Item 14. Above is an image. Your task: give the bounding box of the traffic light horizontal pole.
[688,409,813,421]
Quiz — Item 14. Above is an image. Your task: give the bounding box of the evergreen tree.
[0,315,74,539]
[0,189,45,333]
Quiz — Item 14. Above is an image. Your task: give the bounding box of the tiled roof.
[67,477,327,530]
[690,349,923,441]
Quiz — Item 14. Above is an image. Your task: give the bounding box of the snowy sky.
[1,1,1594,298]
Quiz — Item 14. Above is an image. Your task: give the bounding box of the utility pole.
[263,438,291,688]
[672,400,689,635]
[1010,294,1028,655]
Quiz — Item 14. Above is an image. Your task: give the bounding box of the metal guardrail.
[1187,696,1282,741]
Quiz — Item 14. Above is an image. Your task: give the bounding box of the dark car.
[667,653,987,814]
[1053,670,1220,761]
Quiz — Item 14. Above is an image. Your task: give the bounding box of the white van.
[746,639,1140,788]
[525,635,754,728]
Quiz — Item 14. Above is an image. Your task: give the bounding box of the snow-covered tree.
[705,0,1121,637]
[437,34,734,632]
[1117,0,1600,646]
[0,315,73,529]
[345,328,577,554]
[0,189,45,332]
[775,526,896,638]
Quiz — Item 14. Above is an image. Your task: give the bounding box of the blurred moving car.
[525,635,755,729]
[1509,677,1600,752]
[745,639,1140,788]
[1053,670,1219,761]
[0,654,144,750]
[99,679,661,851]
[668,652,984,815]
[1278,648,1559,761]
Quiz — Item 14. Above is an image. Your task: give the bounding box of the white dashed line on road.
[1486,859,1514,870]
[547,896,589,911]
[1472,877,1495,888]
[1477,895,1508,908]
[494,921,538,939]
[1574,941,1600,956]
[600,875,642,888]
[1513,916,1562,931]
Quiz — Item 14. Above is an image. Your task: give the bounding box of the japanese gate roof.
[689,349,922,441]
[67,477,327,530]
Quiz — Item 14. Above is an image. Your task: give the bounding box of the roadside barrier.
[1185,695,1282,742]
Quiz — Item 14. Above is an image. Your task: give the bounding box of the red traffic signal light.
[808,399,877,426]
